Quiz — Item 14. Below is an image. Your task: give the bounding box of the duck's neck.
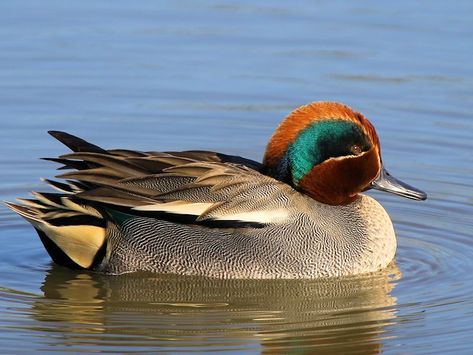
[262,155,358,206]
[262,152,292,184]
[263,146,380,206]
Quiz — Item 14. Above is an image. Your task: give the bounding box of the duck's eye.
[350,144,362,155]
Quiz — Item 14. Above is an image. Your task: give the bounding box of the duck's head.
[263,102,427,205]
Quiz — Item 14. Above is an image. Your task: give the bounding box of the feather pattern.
[37,138,290,226]
[64,156,295,224]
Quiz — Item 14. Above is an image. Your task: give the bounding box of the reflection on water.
[28,264,400,352]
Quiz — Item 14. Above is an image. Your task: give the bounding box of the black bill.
[370,167,427,201]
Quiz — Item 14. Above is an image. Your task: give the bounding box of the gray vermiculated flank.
[98,194,395,279]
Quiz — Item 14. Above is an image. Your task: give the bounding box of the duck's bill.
[370,167,427,201]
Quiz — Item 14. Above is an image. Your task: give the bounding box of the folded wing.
[44,131,295,227]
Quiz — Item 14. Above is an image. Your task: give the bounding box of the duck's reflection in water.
[30,264,400,353]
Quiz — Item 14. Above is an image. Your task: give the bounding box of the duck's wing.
[43,131,294,227]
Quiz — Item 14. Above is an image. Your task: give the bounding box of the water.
[1,1,472,353]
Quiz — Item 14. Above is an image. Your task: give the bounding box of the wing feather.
[37,131,294,226]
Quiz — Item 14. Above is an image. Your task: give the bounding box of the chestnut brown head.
[263,102,426,205]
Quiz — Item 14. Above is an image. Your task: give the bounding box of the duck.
[5,101,426,279]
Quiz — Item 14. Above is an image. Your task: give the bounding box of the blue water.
[1,1,472,353]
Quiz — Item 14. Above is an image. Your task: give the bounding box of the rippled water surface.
[1,1,472,353]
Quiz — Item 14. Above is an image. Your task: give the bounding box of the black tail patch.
[48,131,109,154]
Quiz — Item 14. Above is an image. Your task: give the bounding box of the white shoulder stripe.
[133,201,289,224]
[214,208,289,224]
[133,201,213,216]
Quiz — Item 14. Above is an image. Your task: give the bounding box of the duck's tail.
[4,182,107,269]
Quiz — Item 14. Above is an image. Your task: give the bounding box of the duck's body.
[98,187,395,278]
[5,102,425,278]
